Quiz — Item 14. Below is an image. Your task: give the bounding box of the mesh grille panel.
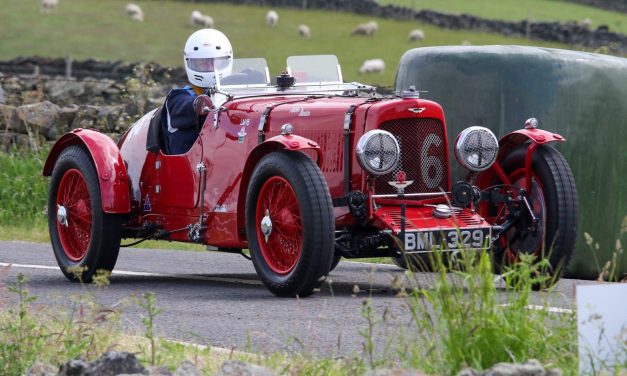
[376,118,447,194]
[267,130,343,172]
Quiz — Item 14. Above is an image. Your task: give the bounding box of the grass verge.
[4,246,626,375]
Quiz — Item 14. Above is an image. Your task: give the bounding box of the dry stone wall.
[0,57,185,83]
[0,63,173,150]
[565,0,627,13]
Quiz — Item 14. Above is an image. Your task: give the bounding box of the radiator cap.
[433,204,452,219]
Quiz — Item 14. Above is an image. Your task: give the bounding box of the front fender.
[497,128,565,159]
[477,127,566,190]
[43,129,130,214]
[236,134,322,240]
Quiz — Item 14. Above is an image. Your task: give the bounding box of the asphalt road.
[0,240,594,357]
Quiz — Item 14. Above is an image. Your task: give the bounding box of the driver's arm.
[166,90,198,130]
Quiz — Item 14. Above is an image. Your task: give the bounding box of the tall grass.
[0,270,367,375]
[408,251,576,374]
[0,148,49,229]
[0,273,123,376]
[0,249,605,375]
[355,249,579,375]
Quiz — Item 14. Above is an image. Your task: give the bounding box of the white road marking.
[498,303,574,314]
[0,263,262,285]
[0,263,577,314]
[524,304,574,314]
[344,260,399,269]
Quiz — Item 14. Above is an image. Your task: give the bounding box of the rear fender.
[477,128,565,191]
[43,129,130,213]
[236,134,322,239]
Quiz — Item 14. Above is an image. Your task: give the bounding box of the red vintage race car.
[43,55,578,297]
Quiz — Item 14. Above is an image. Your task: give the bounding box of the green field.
[379,0,627,34]
[0,0,582,88]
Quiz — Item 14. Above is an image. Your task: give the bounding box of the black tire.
[329,253,342,272]
[48,145,122,283]
[245,151,334,297]
[492,144,578,283]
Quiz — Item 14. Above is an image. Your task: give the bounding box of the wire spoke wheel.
[48,146,123,282]
[56,169,92,261]
[256,176,303,275]
[498,168,547,263]
[486,144,578,286]
[246,151,334,297]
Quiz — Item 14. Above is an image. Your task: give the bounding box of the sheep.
[359,59,385,74]
[125,3,144,22]
[199,14,213,28]
[408,29,425,42]
[351,20,378,36]
[582,17,592,28]
[191,10,214,28]
[131,12,144,22]
[41,0,59,14]
[298,24,311,38]
[266,10,279,27]
[191,10,202,23]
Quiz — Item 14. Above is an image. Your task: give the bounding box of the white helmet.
[183,29,233,88]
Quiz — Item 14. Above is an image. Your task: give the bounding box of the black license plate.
[403,228,491,253]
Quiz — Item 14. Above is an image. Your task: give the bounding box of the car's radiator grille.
[267,130,343,173]
[376,118,448,194]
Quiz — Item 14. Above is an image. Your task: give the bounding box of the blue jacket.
[161,86,202,155]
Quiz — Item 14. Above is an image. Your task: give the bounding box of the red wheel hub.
[56,169,92,262]
[255,176,302,275]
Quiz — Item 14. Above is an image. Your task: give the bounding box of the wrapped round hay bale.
[395,45,627,279]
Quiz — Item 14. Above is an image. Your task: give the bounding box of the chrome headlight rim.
[454,126,499,172]
[356,129,400,176]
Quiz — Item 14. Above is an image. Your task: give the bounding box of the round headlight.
[454,126,499,172]
[356,130,400,176]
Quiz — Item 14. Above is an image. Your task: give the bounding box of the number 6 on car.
[43,55,577,297]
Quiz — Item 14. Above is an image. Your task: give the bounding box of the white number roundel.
[420,134,444,189]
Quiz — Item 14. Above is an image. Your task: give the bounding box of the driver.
[162,29,233,154]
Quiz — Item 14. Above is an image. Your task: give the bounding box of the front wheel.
[48,146,122,282]
[245,151,334,297]
[488,144,578,284]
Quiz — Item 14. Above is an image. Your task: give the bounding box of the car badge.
[143,194,152,212]
[408,107,426,114]
[388,171,414,194]
[237,127,247,143]
[289,107,310,117]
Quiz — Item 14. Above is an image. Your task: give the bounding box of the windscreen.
[287,55,343,84]
[220,58,270,86]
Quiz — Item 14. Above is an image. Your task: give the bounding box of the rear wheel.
[246,151,334,297]
[48,146,122,282]
[489,144,578,284]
